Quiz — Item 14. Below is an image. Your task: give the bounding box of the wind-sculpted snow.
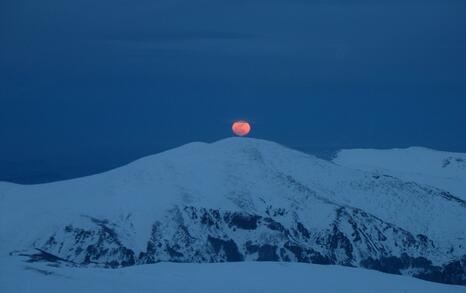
[1,138,465,285]
[2,258,465,293]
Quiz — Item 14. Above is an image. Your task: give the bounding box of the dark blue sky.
[1,0,466,183]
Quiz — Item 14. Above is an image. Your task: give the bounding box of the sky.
[1,0,466,183]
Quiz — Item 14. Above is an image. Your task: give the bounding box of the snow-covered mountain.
[334,147,466,200]
[1,138,465,286]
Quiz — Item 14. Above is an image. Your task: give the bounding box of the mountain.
[333,147,466,200]
[1,138,465,286]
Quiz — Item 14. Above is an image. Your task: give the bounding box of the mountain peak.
[212,136,281,147]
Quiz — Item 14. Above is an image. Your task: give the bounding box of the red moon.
[232,121,251,136]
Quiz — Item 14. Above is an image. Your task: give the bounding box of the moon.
[232,121,251,136]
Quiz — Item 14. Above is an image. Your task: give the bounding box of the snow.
[0,138,465,261]
[333,147,466,200]
[0,138,466,280]
[0,257,464,293]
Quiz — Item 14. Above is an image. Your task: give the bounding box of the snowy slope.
[0,138,465,285]
[1,257,464,293]
[333,147,466,200]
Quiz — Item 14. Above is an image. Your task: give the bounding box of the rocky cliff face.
[31,200,466,285]
[3,138,465,285]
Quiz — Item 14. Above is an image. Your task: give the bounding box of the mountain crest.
[1,139,465,285]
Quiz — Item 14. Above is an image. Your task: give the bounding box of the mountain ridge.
[1,138,465,285]
[333,146,466,200]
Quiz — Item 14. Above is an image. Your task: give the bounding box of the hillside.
[1,138,465,285]
[334,147,466,200]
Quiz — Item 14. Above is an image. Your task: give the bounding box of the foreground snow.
[0,257,463,293]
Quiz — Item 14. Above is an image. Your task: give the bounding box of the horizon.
[1,136,464,185]
[2,0,466,183]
